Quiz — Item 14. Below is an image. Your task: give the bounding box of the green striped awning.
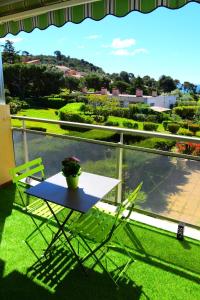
[0,0,199,37]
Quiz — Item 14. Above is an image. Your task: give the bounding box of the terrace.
[1,117,200,299]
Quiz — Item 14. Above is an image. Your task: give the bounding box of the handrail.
[12,127,200,162]
[11,115,200,144]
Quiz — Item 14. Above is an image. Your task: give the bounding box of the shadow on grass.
[0,257,54,300]
[0,184,16,245]
[113,222,200,285]
[26,245,145,300]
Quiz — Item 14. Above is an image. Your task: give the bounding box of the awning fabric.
[0,0,199,37]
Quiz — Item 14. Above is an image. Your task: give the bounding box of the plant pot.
[66,175,79,189]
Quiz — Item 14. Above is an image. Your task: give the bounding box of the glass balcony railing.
[11,116,200,227]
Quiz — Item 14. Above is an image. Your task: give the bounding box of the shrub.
[9,102,20,114]
[146,115,158,123]
[143,122,158,131]
[133,114,146,121]
[59,113,94,131]
[163,121,171,131]
[188,124,200,135]
[177,100,197,106]
[123,121,138,129]
[170,113,183,123]
[105,120,119,126]
[8,98,29,114]
[173,106,197,119]
[27,126,47,132]
[154,139,176,151]
[167,123,180,134]
[59,103,93,130]
[93,115,105,123]
[26,97,67,109]
[135,138,175,151]
[178,128,193,136]
[180,121,189,129]
[110,108,130,118]
[59,102,85,116]
[48,97,63,101]
[60,113,93,124]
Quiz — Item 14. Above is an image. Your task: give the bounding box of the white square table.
[26,171,120,272]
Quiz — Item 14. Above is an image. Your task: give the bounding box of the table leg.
[43,208,74,256]
[45,201,87,275]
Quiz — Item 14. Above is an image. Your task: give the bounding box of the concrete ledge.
[97,202,200,241]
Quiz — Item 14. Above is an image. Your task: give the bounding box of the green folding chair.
[66,182,143,285]
[10,158,64,255]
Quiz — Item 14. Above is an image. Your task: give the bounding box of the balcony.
[1,116,200,299]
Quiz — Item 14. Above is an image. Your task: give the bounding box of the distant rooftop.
[25,59,40,64]
[150,106,171,112]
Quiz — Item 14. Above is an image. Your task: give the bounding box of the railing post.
[116,132,123,203]
[0,50,5,104]
[22,120,29,163]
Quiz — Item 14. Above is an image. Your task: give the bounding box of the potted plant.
[62,156,81,189]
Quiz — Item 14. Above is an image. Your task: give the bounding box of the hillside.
[26,54,105,74]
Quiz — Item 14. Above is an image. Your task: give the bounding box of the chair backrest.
[118,182,143,220]
[10,157,45,184]
[108,182,143,238]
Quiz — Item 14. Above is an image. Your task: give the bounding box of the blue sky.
[1,2,200,84]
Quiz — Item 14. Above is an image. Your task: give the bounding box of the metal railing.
[11,115,200,227]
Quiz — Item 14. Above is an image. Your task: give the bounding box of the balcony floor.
[1,184,200,300]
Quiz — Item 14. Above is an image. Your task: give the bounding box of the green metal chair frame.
[67,182,143,285]
[10,158,64,256]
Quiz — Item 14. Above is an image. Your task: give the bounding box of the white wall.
[146,95,177,108]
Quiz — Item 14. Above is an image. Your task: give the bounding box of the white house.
[109,93,177,109]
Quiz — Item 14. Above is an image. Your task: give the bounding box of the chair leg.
[79,237,119,286]
[28,216,50,245]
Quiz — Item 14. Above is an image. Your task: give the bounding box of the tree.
[22,51,30,57]
[85,73,102,91]
[54,50,62,62]
[134,76,144,90]
[100,75,111,89]
[142,75,157,95]
[65,76,80,92]
[120,71,130,83]
[158,75,176,93]
[183,81,197,93]
[1,40,20,64]
[112,80,131,93]
[3,63,65,98]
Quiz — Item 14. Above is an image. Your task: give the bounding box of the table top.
[26,172,120,213]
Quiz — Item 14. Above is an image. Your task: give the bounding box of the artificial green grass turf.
[1,184,200,300]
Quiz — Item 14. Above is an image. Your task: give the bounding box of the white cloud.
[0,37,23,43]
[111,48,148,56]
[111,38,136,49]
[101,38,136,49]
[86,34,101,40]
[77,45,85,49]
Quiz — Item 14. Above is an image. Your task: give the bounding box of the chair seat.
[27,200,63,220]
[69,207,116,243]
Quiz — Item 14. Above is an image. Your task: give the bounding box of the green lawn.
[1,184,200,300]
